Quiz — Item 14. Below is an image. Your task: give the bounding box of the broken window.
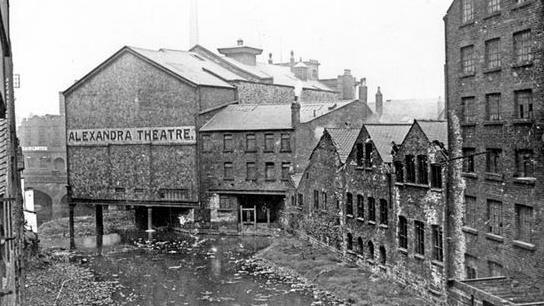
[417,155,428,185]
[487,199,503,236]
[432,225,443,262]
[515,204,533,243]
[430,164,442,188]
[398,216,408,249]
[379,199,388,225]
[346,193,353,216]
[356,195,364,219]
[414,220,425,255]
[368,197,375,222]
[515,90,533,119]
[486,93,501,121]
[405,155,416,183]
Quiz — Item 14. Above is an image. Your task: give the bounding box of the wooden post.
[96,205,103,249]
[147,207,153,231]
[69,203,75,250]
[253,205,257,230]
[266,207,270,227]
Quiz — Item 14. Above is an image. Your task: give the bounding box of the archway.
[33,190,53,226]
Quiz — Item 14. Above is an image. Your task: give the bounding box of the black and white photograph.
[0,0,542,304]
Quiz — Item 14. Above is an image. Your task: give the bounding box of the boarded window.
[414,220,425,255]
[515,204,533,243]
[224,162,233,180]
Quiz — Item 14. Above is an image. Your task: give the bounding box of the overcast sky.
[11,0,451,120]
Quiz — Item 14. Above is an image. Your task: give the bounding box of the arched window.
[357,237,364,255]
[367,241,374,260]
[380,246,386,265]
[54,157,65,171]
[346,233,353,251]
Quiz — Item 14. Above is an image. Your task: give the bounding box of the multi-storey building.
[445,0,544,304]
[0,0,24,304]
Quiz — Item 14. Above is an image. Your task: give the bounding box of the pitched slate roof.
[417,120,447,148]
[0,119,8,195]
[200,100,359,131]
[364,124,411,163]
[326,128,361,164]
[129,47,237,88]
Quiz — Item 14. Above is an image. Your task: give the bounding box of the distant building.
[445,0,544,304]
[18,106,68,224]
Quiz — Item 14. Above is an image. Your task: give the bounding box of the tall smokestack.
[189,0,199,47]
[359,78,367,104]
[376,87,383,118]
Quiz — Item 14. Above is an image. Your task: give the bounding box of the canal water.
[79,232,318,305]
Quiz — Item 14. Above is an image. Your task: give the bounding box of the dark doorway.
[237,194,284,225]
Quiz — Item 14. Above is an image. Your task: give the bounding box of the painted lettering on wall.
[67,126,196,146]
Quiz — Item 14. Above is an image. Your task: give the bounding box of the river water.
[80,232,318,305]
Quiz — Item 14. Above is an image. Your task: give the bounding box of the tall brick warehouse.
[444,0,544,304]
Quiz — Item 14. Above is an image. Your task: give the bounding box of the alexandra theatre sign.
[67,126,196,146]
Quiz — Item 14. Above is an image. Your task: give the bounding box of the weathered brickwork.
[445,0,544,299]
[65,49,234,204]
[234,80,295,104]
[392,122,448,300]
[300,88,338,103]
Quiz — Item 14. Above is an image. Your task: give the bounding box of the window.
[406,155,416,183]
[202,134,212,152]
[364,142,372,167]
[485,38,501,69]
[465,254,478,279]
[265,162,275,180]
[298,193,304,207]
[346,193,353,216]
[224,162,233,180]
[432,225,444,262]
[515,204,533,242]
[431,164,442,188]
[417,155,428,185]
[367,241,375,260]
[515,150,534,178]
[368,197,376,222]
[379,199,388,225]
[264,133,275,152]
[280,133,291,152]
[336,199,340,210]
[398,216,408,249]
[357,237,364,255]
[356,143,364,167]
[223,134,233,152]
[379,246,386,265]
[394,161,404,182]
[462,0,474,23]
[487,199,503,236]
[313,190,319,210]
[487,0,500,14]
[464,196,477,228]
[461,45,475,75]
[322,192,327,210]
[357,195,364,219]
[462,148,475,173]
[462,97,477,123]
[414,221,425,255]
[515,90,533,119]
[346,233,353,251]
[246,162,256,181]
[219,195,237,210]
[514,30,532,63]
[281,162,291,180]
[115,187,125,194]
[291,195,295,206]
[486,149,501,174]
[488,260,503,277]
[486,93,501,121]
[246,134,256,152]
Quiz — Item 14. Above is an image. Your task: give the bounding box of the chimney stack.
[290,50,295,70]
[337,69,355,100]
[237,38,243,46]
[268,53,273,64]
[293,60,309,81]
[376,87,383,118]
[291,101,301,128]
[358,78,368,104]
[58,91,65,116]
[217,39,263,66]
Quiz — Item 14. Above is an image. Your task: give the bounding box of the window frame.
[379,199,388,225]
[417,155,429,185]
[356,194,364,219]
[223,134,233,152]
[346,192,353,216]
[515,204,533,243]
[405,155,416,183]
[461,0,475,24]
[246,133,257,152]
[515,89,534,119]
[368,197,376,222]
[264,133,275,152]
[280,133,291,152]
[487,199,503,236]
[513,29,533,64]
[485,38,501,69]
[281,162,291,181]
[485,148,502,174]
[224,162,234,180]
[398,216,408,249]
[414,220,425,255]
[486,93,501,121]
[202,134,212,152]
[430,164,442,188]
[461,45,475,75]
[432,225,444,262]
[246,162,256,181]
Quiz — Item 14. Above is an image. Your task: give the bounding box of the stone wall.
[300,88,338,103]
[234,80,295,104]
[445,0,544,287]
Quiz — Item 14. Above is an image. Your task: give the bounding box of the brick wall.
[445,0,544,286]
[234,80,295,104]
[300,88,338,102]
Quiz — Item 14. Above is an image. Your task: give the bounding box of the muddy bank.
[247,235,429,306]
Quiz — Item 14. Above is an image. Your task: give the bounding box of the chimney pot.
[344,69,351,75]
[237,39,243,46]
[291,102,301,128]
[376,86,384,118]
[268,53,273,64]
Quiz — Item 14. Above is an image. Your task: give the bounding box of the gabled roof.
[364,124,412,163]
[416,120,447,148]
[326,128,361,164]
[200,100,359,132]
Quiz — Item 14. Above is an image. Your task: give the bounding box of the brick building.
[444,0,544,304]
